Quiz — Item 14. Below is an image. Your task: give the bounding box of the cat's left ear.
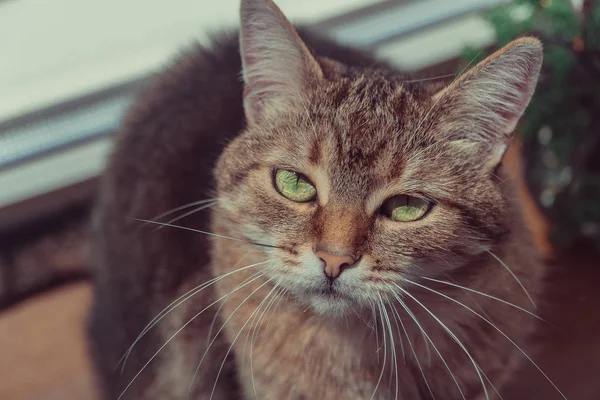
[434,38,543,169]
[239,0,323,124]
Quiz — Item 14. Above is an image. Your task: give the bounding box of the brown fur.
[89,1,547,399]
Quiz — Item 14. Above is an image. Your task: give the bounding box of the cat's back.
[88,32,250,399]
[91,31,248,354]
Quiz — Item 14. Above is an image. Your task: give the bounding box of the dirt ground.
[0,283,96,400]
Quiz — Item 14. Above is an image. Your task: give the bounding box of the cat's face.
[215,0,541,316]
[217,76,508,316]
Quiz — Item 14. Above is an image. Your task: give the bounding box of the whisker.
[116,260,270,372]
[486,250,536,308]
[206,251,260,346]
[421,277,543,321]
[404,279,567,400]
[388,303,405,364]
[435,260,496,322]
[151,198,218,221]
[402,279,505,400]
[190,277,276,393]
[388,299,435,399]
[262,286,287,335]
[247,285,281,354]
[243,283,279,365]
[402,73,456,84]
[130,218,280,249]
[154,201,218,231]
[370,297,388,400]
[349,303,375,332]
[372,305,380,361]
[209,279,281,400]
[393,283,490,400]
[251,286,286,397]
[388,290,461,400]
[207,269,265,346]
[117,272,266,400]
[482,372,506,400]
[378,294,399,400]
[439,270,496,323]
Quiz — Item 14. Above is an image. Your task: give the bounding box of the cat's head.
[215,0,542,316]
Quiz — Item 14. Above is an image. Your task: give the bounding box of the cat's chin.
[307,296,350,317]
[302,289,354,318]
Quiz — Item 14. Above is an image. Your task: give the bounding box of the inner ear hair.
[435,37,543,168]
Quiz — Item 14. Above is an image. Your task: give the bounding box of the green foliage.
[462,0,600,252]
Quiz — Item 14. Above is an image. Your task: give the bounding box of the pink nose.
[315,250,356,281]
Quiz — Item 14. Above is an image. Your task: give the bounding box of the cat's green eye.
[274,169,317,203]
[381,195,430,222]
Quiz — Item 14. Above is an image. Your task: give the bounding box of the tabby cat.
[88,0,558,399]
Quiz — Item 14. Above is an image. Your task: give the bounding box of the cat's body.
[88,1,547,399]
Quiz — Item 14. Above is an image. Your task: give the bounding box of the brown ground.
[0,283,96,400]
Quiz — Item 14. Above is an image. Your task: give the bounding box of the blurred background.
[0,0,598,399]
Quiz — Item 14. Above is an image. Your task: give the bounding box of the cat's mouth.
[315,285,344,298]
[303,280,345,297]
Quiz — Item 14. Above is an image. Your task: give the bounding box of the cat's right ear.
[239,0,323,124]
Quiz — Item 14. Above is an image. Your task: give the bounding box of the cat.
[88,0,555,399]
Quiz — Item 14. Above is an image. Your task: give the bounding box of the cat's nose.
[315,250,356,281]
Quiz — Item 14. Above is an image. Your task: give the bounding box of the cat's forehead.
[313,73,433,146]
[302,75,433,196]
[317,72,426,117]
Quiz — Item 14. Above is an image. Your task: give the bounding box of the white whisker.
[190,276,276,393]
[155,201,218,230]
[243,284,279,366]
[402,73,456,84]
[404,279,567,400]
[151,198,218,221]
[421,276,543,321]
[117,260,270,373]
[372,305,380,361]
[378,294,399,400]
[130,218,278,249]
[393,283,490,400]
[486,250,536,308]
[206,251,260,346]
[117,272,266,400]
[251,286,286,398]
[262,286,287,335]
[370,298,388,400]
[388,303,405,364]
[209,278,281,399]
[349,303,376,332]
[389,289,461,400]
[207,269,264,346]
